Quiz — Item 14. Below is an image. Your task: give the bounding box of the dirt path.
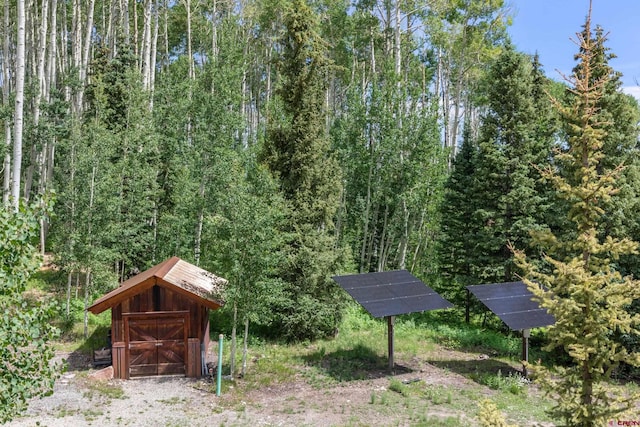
[8,349,550,427]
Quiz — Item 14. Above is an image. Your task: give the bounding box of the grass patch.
[82,408,104,421]
[470,369,528,395]
[215,309,563,425]
[388,378,407,396]
[157,396,187,405]
[83,380,125,400]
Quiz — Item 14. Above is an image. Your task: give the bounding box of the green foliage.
[204,151,287,328]
[52,47,161,280]
[471,370,527,395]
[512,13,640,427]
[0,200,61,423]
[260,0,347,341]
[388,378,407,395]
[437,124,479,304]
[477,399,516,427]
[438,46,557,303]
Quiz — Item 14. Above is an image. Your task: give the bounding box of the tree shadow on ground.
[60,326,111,372]
[429,357,525,388]
[301,344,413,382]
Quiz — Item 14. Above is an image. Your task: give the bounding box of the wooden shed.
[87,257,226,379]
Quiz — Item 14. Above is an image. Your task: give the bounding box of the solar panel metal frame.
[466,281,555,330]
[333,270,452,318]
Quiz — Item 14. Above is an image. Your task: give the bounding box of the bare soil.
[8,346,551,427]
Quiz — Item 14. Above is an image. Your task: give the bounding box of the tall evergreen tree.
[439,46,557,303]
[513,12,640,426]
[260,0,346,341]
[472,46,554,284]
[437,122,480,304]
[568,24,640,265]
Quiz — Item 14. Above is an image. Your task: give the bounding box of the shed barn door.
[125,312,188,377]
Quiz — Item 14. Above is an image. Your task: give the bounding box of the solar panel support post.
[387,315,395,371]
[521,328,530,377]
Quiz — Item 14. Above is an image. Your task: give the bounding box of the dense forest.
[1,0,639,340]
[3,0,640,424]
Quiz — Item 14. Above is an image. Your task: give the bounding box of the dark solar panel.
[333,270,453,318]
[466,281,555,330]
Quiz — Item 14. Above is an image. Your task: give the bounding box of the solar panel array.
[466,281,555,330]
[333,270,452,318]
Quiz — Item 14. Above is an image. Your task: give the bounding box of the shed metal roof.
[87,257,226,314]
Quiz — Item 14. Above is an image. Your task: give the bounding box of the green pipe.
[216,334,224,396]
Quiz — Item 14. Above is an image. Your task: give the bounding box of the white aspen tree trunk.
[21,0,36,203]
[12,0,26,209]
[71,0,82,116]
[34,0,49,127]
[184,0,203,265]
[46,0,58,182]
[84,164,96,338]
[107,0,116,57]
[369,28,376,76]
[133,0,139,60]
[194,177,205,265]
[450,73,463,157]
[66,270,73,317]
[265,43,272,106]
[211,0,217,62]
[398,199,409,269]
[2,0,12,205]
[377,206,390,272]
[393,0,401,77]
[141,0,152,89]
[241,57,248,147]
[60,0,70,102]
[27,1,36,78]
[83,269,91,338]
[23,145,35,201]
[148,0,159,109]
[100,0,106,46]
[151,202,157,263]
[67,132,77,298]
[241,317,249,378]
[35,0,50,254]
[183,0,194,145]
[122,0,130,47]
[2,122,10,206]
[434,47,441,121]
[162,0,169,70]
[410,209,426,272]
[359,153,373,273]
[230,302,237,377]
[185,0,194,80]
[79,0,95,110]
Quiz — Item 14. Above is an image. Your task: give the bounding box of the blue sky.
[507,0,640,97]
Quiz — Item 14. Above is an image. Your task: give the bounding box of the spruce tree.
[437,122,480,304]
[571,25,640,267]
[260,0,345,341]
[440,46,556,302]
[512,11,640,426]
[474,46,556,284]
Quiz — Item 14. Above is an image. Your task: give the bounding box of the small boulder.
[89,365,114,381]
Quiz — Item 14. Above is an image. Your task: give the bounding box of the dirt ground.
[7,347,550,427]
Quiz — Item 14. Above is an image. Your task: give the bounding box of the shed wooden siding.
[110,283,210,342]
[88,257,226,380]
